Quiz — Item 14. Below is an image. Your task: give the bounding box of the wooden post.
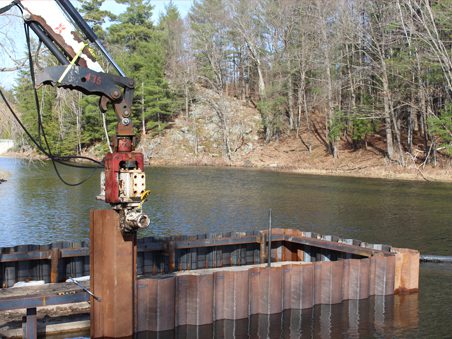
[23,308,37,339]
[90,210,137,338]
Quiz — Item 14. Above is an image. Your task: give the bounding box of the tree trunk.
[141,82,146,136]
[381,60,395,160]
[257,61,266,98]
[287,58,295,130]
[185,85,189,118]
[415,49,429,158]
[75,94,82,154]
[390,100,404,165]
[346,43,357,140]
[408,75,415,154]
[239,50,246,100]
[320,16,336,158]
[191,112,198,156]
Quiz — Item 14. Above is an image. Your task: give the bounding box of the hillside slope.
[139,88,261,166]
[138,89,451,182]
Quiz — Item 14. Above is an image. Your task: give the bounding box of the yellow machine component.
[139,189,151,209]
[57,42,87,84]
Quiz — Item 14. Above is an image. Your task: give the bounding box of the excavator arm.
[3,0,150,231]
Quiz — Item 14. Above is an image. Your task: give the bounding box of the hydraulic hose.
[420,255,452,264]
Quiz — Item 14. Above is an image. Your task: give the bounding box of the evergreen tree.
[77,0,122,149]
[108,0,179,135]
[78,0,116,40]
[429,105,452,156]
[14,70,80,156]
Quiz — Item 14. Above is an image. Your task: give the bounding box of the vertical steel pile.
[136,245,418,332]
[90,210,137,338]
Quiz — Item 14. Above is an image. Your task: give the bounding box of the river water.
[0,157,451,338]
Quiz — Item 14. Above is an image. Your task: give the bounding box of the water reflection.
[1,158,451,257]
[135,294,419,338]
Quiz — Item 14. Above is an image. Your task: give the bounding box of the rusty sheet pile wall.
[0,228,419,333]
[1,229,419,299]
[1,229,363,286]
[136,256,397,331]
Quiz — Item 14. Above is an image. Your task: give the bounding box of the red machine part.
[117,137,133,152]
[103,151,144,204]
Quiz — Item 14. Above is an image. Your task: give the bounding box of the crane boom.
[2,0,150,232]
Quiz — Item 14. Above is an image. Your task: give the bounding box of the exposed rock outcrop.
[139,87,261,166]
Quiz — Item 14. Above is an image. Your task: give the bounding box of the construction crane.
[0,1,153,336]
[1,0,150,232]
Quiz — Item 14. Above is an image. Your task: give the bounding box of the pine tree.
[78,0,116,40]
[107,0,179,135]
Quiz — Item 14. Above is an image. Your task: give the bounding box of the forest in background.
[0,0,451,167]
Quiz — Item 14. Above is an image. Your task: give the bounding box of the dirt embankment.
[138,88,451,183]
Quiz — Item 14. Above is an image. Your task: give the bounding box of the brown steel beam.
[287,236,385,257]
[50,248,61,283]
[174,235,260,249]
[0,231,392,266]
[0,250,52,262]
[90,209,137,338]
[23,307,37,339]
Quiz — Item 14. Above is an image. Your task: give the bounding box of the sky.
[0,0,193,89]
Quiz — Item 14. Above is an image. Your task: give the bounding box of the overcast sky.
[0,0,193,89]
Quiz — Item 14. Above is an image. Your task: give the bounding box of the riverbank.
[135,88,451,183]
[144,134,452,183]
[0,169,9,183]
[0,151,47,161]
[150,160,452,183]
[2,87,451,183]
[2,146,451,183]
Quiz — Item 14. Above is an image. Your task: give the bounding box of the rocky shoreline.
[0,169,8,183]
[2,151,451,183]
[149,160,452,183]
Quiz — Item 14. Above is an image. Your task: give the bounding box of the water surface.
[0,157,451,338]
